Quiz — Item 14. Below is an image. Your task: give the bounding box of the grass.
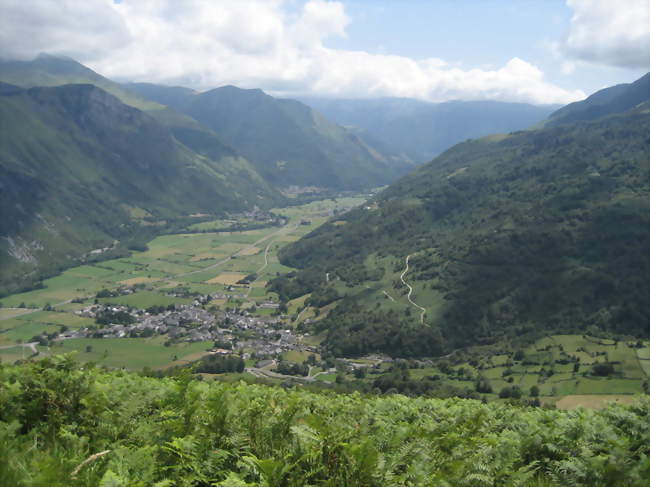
[206,273,247,285]
[0,196,356,366]
[555,395,639,410]
[282,350,318,363]
[0,308,37,320]
[50,338,211,370]
[99,291,193,309]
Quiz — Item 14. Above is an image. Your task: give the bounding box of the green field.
[49,338,211,370]
[0,196,369,364]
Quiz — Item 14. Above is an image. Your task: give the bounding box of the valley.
[2,3,650,484]
[1,192,647,409]
[0,195,367,370]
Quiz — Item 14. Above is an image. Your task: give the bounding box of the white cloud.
[0,0,130,61]
[0,0,585,104]
[563,0,650,68]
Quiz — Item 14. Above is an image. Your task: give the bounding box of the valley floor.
[0,193,648,408]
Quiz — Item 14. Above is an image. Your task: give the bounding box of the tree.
[591,362,615,376]
[475,377,493,393]
[85,345,93,353]
[530,385,540,397]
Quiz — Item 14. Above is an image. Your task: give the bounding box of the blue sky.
[325,0,648,95]
[1,0,648,104]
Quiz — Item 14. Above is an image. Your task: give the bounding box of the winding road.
[400,254,426,324]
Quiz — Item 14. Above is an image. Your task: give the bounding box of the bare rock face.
[4,236,42,264]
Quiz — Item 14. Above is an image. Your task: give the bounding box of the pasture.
[0,195,369,364]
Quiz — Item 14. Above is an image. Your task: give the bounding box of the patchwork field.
[206,273,247,285]
[0,196,369,369]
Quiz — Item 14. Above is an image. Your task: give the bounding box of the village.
[63,296,316,362]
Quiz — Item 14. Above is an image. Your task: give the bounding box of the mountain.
[0,56,260,177]
[127,83,414,189]
[0,83,279,295]
[546,72,650,126]
[0,54,163,111]
[298,97,559,163]
[271,76,650,357]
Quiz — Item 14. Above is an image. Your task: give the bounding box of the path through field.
[400,254,426,324]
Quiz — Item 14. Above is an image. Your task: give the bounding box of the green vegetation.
[128,83,411,189]
[0,197,368,371]
[1,357,649,486]
[275,99,650,357]
[0,80,280,295]
[546,72,650,127]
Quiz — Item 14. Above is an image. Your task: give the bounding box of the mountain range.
[1,54,561,295]
[0,81,278,295]
[273,72,650,357]
[299,97,559,163]
[126,83,413,189]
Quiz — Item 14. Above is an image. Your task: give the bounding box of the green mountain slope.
[546,72,650,126]
[299,97,559,163]
[273,106,650,357]
[0,54,163,111]
[0,56,272,181]
[0,83,279,295]
[128,83,414,189]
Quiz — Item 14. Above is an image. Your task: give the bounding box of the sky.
[1,0,648,105]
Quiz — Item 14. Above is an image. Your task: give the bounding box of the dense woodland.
[276,109,650,357]
[2,357,649,486]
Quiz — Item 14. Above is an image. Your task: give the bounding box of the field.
[49,338,211,370]
[324,334,648,408]
[0,196,369,370]
[1,194,647,404]
[555,394,637,410]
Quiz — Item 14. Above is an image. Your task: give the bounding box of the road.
[0,341,38,354]
[382,290,396,302]
[246,366,316,382]
[400,254,426,324]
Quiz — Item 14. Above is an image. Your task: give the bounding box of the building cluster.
[66,301,309,357]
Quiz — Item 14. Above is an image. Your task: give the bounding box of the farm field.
[0,195,369,369]
[320,334,648,408]
[50,338,211,370]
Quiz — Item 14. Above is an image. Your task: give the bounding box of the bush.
[499,385,522,399]
[592,362,615,376]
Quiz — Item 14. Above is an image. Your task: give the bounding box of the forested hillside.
[128,83,414,189]
[0,83,278,295]
[2,357,649,486]
[274,104,650,356]
[547,72,650,127]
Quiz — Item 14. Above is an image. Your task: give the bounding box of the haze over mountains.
[0,81,278,295]
[299,97,560,163]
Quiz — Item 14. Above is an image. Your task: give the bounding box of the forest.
[275,111,650,357]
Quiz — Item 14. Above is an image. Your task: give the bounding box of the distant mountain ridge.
[2,55,408,191]
[127,83,414,189]
[298,97,560,163]
[546,72,650,126]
